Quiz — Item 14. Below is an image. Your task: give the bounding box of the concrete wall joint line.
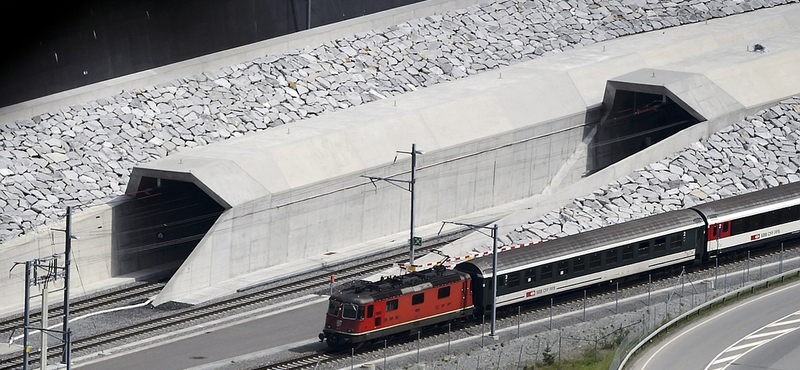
[416,120,592,172]
[264,120,590,211]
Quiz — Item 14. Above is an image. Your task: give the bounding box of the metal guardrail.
[616,267,800,369]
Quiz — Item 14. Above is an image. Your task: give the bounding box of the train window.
[654,237,666,253]
[573,256,585,273]
[412,293,425,305]
[722,222,729,233]
[780,206,795,223]
[557,260,569,276]
[605,248,618,266]
[508,273,520,287]
[653,237,667,254]
[343,304,358,319]
[525,268,536,283]
[589,253,601,269]
[367,305,374,318]
[765,211,779,228]
[622,245,634,261]
[438,286,451,299]
[746,214,763,231]
[638,242,650,257]
[357,306,365,320]
[670,232,684,250]
[327,301,342,316]
[731,218,746,234]
[386,299,398,312]
[540,264,553,281]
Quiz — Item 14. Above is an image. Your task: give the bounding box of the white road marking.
[704,309,800,370]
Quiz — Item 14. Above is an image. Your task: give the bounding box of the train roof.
[456,208,704,277]
[691,181,800,222]
[330,265,469,305]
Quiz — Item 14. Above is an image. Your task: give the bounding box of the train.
[319,181,800,348]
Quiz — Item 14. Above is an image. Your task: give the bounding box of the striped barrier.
[396,238,552,271]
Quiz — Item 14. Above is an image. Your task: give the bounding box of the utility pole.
[12,255,68,370]
[363,143,424,267]
[10,206,76,370]
[307,0,312,29]
[61,206,72,366]
[440,221,499,336]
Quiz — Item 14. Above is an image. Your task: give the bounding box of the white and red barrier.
[396,238,552,271]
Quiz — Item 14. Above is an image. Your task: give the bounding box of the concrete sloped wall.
[154,6,800,305]
[154,88,591,305]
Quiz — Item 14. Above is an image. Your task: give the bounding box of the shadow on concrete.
[110,179,224,280]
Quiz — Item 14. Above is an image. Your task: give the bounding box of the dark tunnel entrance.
[588,90,700,173]
[111,178,225,279]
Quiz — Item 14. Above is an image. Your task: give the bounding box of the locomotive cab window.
[327,301,342,317]
[438,286,451,299]
[342,303,358,319]
[412,293,425,305]
[367,305,374,318]
[357,306,365,320]
[386,299,398,312]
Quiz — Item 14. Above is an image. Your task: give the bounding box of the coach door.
[708,221,731,252]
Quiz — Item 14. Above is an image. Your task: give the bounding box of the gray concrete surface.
[3,0,800,315]
[154,4,800,305]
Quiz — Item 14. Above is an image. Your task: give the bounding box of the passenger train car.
[455,209,705,315]
[694,183,800,256]
[320,181,800,348]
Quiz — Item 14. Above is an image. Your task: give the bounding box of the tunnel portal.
[112,178,225,278]
[588,71,708,174]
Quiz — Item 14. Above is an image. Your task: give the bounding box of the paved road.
[628,279,800,370]
[75,297,329,370]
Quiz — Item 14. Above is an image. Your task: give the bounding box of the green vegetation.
[523,346,615,370]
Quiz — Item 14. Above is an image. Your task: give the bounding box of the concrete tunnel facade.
[2,4,800,314]
[131,5,800,306]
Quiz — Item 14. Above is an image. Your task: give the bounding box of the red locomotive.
[319,265,473,348]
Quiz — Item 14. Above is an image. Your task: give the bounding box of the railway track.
[0,282,164,338]
[249,241,800,370]
[0,231,467,370]
[3,236,794,370]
